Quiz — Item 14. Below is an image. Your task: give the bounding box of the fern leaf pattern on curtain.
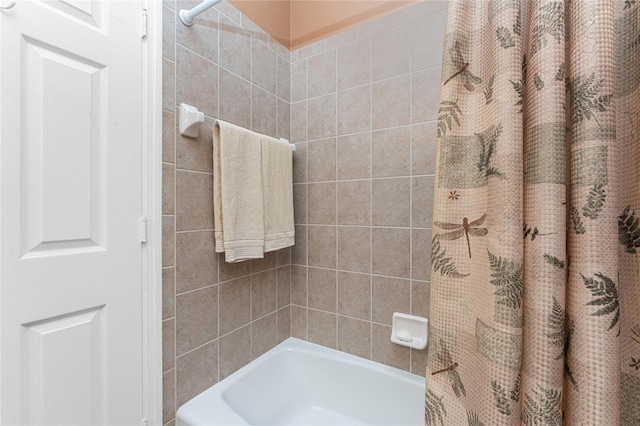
[427,0,640,424]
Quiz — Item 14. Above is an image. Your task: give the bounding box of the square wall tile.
[308,183,336,225]
[412,176,434,228]
[412,67,442,123]
[411,348,429,376]
[337,86,371,136]
[215,0,241,25]
[163,216,175,267]
[291,265,308,306]
[250,251,276,274]
[242,14,269,45]
[308,267,337,312]
[337,38,371,90]
[277,306,291,343]
[372,324,409,371]
[337,227,371,274]
[219,68,251,130]
[162,267,176,320]
[176,0,218,63]
[219,325,251,379]
[337,133,370,180]
[372,178,410,227]
[372,127,411,177]
[293,142,307,183]
[291,305,308,339]
[176,231,217,294]
[359,13,397,38]
[308,310,336,349]
[252,85,277,136]
[412,228,432,281]
[338,316,371,359]
[308,50,336,98]
[276,247,291,266]
[337,271,370,320]
[176,46,217,118]
[252,269,277,319]
[277,266,291,308]
[218,276,251,335]
[326,26,359,49]
[163,319,175,372]
[176,115,214,173]
[176,285,218,355]
[291,59,307,103]
[308,138,337,182]
[163,370,175,425]
[297,39,326,59]
[218,255,251,282]
[372,75,410,130]
[372,25,411,81]
[163,6,175,61]
[372,228,410,278]
[308,94,336,141]
[293,184,307,224]
[337,181,370,226]
[277,98,290,140]
[252,313,277,359]
[411,9,447,71]
[372,276,410,325]
[219,14,251,80]
[291,225,307,265]
[277,55,290,101]
[163,58,175,112]
[307,226,336,268]
[162,110,176,163]
[163,163,175,215]
[176,340,217,406]
[291,101,307,143]
[412,122,438,175]
[411,280,430,319]
[252,39,276,94]
[176,171,213,232]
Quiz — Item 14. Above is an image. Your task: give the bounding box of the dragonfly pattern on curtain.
[425,1,640,424]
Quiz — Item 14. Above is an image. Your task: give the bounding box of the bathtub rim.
[176,337,425,426]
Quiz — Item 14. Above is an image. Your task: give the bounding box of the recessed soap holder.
[390,312,428,350]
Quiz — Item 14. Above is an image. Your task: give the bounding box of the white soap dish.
[390,312,428,350]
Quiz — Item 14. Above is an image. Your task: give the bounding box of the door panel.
[1,1,144,424]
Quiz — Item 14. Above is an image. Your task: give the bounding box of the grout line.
[172,3,178,413]
[368,36,374,362]
[334,50,339,352]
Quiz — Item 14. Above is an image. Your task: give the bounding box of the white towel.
[261,135,295,252]
[213,120,265,263]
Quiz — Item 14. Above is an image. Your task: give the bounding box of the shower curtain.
[426,0,639,424]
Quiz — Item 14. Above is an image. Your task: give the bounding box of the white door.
[0,1,144,424]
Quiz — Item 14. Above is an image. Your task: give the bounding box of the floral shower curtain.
[426,0,640,424]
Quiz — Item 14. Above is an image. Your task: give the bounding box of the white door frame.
[0,0,163,423]
[141,1,163,424]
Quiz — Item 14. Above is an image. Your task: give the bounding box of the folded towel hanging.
[213,120,265,263]
[213,120,295,263]
[261,134,295,253]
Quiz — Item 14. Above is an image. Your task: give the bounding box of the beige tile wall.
[162,1,291,425]
[162,0,447,422]
[289,1,447,377]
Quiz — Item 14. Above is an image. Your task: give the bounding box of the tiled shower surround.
[162,1,447,424]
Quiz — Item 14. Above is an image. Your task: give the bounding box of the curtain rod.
[179,0,222,26]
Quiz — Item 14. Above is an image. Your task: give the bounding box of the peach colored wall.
[229,0,418,50]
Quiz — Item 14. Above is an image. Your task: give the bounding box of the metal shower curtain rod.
[179,0,222,26]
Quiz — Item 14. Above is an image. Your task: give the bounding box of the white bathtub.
[176,338,425,426]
